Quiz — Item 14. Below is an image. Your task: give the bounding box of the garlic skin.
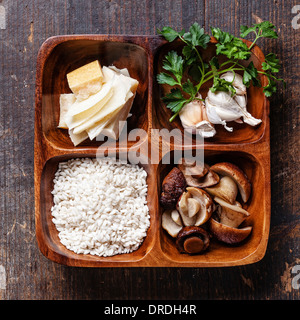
[205,72,262,132]
[179,95,216,138]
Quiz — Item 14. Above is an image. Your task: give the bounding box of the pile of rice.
[51,157,150,257]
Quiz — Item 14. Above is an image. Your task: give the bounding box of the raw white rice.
[51,157,150,257]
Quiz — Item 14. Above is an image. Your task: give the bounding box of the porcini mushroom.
[204,175,238,204]
[214,197,250,228]
[177,191,197,226]
[209,218,252,244]
[176,226,210,254]
[178,161,219,188]
[177,158,208,179]
[210,162,251,202]
[171,209,183,226]
[177,187,213,227]
[162,210,183,238]
[208,196,252,244]
[160,167,186,209]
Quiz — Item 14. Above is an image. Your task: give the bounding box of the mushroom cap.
[176,226,210,254]
[160,167,186,209]
[204,176,238,204]
[210,162,251,202]
[208,218,252,244]
[162,210,183,238]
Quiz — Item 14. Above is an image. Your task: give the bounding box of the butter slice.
[58,93,76,129]
[66,60,104,100]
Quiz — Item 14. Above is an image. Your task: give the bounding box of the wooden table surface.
[0,0,299,300]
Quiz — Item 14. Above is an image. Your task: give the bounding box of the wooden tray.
[34,34,271,267]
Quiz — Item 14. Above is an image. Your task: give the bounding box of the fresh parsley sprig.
[157,21,284,121]
[240,21,286,97]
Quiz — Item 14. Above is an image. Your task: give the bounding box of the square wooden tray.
[34,34,271,267]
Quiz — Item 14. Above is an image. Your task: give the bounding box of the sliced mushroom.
[187,198,201,218]
[176,226,210,254]
[177,187,213,227]
[210,162,251,202]
[208,218,252,244]
[160,167,186,209]
[171,209,183,226]
[208,196,252,244]
[178,161,219,188]
[187,187,213,226]
[178,158,208,179]
[204,175,238,204]
[214,196,250,228]
[177,192,196,226]
[162,210,183,238]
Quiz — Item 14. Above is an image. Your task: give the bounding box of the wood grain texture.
[0,0,299,299]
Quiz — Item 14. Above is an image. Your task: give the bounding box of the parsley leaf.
[157,26,185,42]
[183,22,210,49]
[182,79,198,97]
[211,76,236,96]
[260,52,286,96]
[240,21,278,49]
[162,88,188,115]
[262,53,280,73]
[157,73,179,86]
[243,61,260,87]
[161,50,184,83]
[263,78,277,97]
[211,27,251,60]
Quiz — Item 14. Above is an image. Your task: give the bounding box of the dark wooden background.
[0,0,299,300]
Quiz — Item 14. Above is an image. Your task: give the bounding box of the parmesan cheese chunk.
[66,60,104,99]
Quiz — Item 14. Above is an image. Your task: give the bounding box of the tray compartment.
[36,152,158,267]
[38,36,149,150]
[152,39,268,146]
[157,149,270,266]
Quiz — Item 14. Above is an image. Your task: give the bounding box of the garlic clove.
[179,95,216,138]
[205,100,234,132]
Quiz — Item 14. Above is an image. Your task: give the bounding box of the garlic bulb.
[205,72,262,132]
[179,94,216,138]
[220,71,246,95]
